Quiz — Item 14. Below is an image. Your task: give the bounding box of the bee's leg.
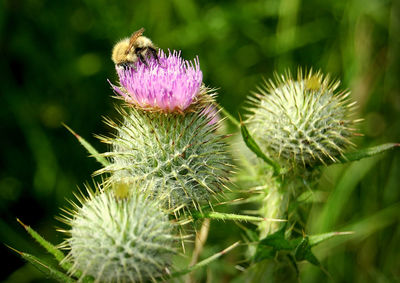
[118,62,136,71]
[148,47,159,64]
[133,47,148,66]
[137,52,149,67]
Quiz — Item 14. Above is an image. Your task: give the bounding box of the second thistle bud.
[247,70,358,169]
[64,185,176,282]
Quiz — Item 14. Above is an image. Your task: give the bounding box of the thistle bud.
[246,70,358,169]
[64,186,176,282]
[98,105,231,210]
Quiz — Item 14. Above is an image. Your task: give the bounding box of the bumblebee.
[111,28,158,68]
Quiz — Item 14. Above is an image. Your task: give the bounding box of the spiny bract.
[65,186,176,282]
[246,70,358,168]
[97,105,231,210]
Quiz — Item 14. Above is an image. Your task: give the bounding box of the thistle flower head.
[111,50,203,113]
[246,69,358,168]
[96,105,232,211]
[62,184,176,282]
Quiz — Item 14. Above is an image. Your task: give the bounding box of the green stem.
[258,179,289,239]
[219,107,240,128]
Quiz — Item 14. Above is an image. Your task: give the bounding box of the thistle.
[100,50,232,211]
[62,183,176,282]
[110,50,205,113]
[246,69,359,170]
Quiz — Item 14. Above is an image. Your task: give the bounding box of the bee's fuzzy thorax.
[111,38,132,64]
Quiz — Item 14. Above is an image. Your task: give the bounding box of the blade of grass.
[168,241,240,278]
[315,155,382,232]
[309,203,400,258]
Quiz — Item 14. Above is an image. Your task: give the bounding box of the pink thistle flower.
[110,50,203,112]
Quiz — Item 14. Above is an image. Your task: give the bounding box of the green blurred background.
[0,0,399,282]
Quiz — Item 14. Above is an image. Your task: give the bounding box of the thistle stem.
[219,107,240,128]
[192,211,286,223]
[186,219,211,283]
[258,179,289,239]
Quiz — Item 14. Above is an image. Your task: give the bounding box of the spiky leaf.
[339,143,399,163]
[240,122,281,175]
[63,124,109,167]
[7,247,75,283]
[17,218,67,267]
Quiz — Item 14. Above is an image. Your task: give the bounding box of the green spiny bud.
[63,185,176,282]
[97,105,232,210]
[246,69,359,169]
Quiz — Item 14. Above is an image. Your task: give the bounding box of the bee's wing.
[126,28,145,54]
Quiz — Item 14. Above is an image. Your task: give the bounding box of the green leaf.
[259,232,293,251]
[256,228,351,265]
[254,245,276,262]
[63,123,110,167]
[294,237,320,266]
[286,254,299,276]
[294,236,309,261]
[240,122,281,175]
[236,222,259,242]
[292,232,353,266]
[17,219,95,283]
[255,225,292,262]
[304,249,320,266]
[339,143,399,163]
[259,224,292,250]
[7,246,74,283]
